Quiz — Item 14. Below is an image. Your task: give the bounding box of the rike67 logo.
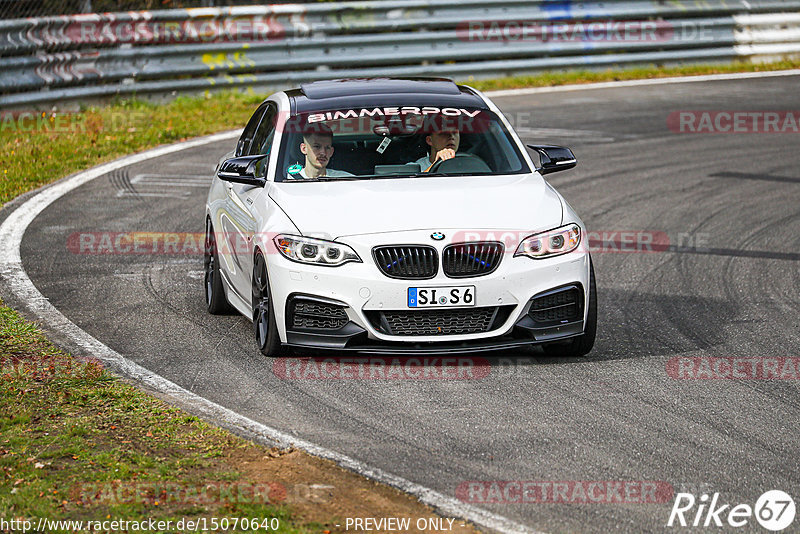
[668,490,796,531]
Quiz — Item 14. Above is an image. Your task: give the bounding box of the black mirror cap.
[217,154,268,186]
[527,145,577,175]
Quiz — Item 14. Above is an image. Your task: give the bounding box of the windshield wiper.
[285,176,361,182]
[283,173,450,182]
[365,173,449,179]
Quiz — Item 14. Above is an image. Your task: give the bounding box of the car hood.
[268,173,563,238]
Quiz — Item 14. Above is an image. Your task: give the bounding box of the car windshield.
[274,106,531,181]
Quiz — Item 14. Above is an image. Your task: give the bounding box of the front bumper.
[265,230,591,353]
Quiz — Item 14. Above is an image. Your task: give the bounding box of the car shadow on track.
[532,287,738,365]
[199,288,737,371]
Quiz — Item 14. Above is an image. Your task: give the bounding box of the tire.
[204,221,235,315]
[252,252,288,357]
[542,258,597,357]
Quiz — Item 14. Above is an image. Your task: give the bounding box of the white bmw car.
[205,78,596,356]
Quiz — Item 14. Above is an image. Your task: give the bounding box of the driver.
[413,128,460,172]
[293,124,353,179]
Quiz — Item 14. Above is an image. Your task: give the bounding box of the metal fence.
[1,0,799,108]
[0,0,318,20]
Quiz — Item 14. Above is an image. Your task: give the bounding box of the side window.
[236,104,267,156]
[249,103,278,157]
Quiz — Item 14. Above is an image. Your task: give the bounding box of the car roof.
[285,77,488,113]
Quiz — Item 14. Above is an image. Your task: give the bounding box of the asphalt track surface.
[8,76,800,533]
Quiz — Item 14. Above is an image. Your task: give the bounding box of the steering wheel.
[428,153,492,174]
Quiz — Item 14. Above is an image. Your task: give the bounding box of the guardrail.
[1,0,799,107]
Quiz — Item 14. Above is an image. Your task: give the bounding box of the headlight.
[515,224,581,259]
[273,234,361,266]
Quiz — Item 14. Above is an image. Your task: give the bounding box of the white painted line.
[0,130,541,534]
[484,68,800,97]
[117,191,191,198]
[131,173,210,186]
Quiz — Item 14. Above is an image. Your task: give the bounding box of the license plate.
[408,286,475,308]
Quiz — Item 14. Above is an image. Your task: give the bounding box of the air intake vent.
[369,307,499,336]
[373,245,438,279]
[528,286,582,325]
[442,242,503,278]
[289,298,348,331]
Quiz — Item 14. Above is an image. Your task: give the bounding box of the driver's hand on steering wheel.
[434,148,456,162]
[425,148,456,171]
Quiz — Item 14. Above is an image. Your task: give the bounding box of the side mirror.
[527,145,577,175]
[217,155,267,186]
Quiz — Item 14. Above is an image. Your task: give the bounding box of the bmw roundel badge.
[431,232,445,241]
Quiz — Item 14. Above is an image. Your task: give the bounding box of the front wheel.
[542,258,597,357]
[252,252,287,357]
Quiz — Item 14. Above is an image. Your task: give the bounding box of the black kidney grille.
[290,299,348,330]
[529,287,581,324]
[443,242,504,278]
[375,307,498,336]
[373,245,438,279]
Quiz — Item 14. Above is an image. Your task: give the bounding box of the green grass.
[0,302,313,532]
[0,91,263,207]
